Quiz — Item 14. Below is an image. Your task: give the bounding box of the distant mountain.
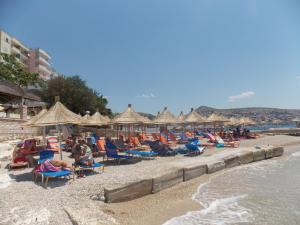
[196,106,300,123]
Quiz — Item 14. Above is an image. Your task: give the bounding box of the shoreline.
[104,141,300,225]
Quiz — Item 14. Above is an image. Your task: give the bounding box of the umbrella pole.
[42,127,46,145]
[56,125,63,160]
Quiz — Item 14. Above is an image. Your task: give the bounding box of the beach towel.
[35,160,61,173]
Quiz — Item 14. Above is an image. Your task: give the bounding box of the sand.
[0,135,300,225]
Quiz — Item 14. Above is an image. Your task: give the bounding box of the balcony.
[37,56,50,67]
[37,48,51,60]
[38,64,51,75]
[11,46,20,54]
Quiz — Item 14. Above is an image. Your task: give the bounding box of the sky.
[1,0,300,114]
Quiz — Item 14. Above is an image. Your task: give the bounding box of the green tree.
[0,53,40,87]
[42,75,112,115]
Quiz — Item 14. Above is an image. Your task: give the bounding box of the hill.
[196,106,300,123]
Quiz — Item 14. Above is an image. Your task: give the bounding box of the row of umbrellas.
[25,102,258,128]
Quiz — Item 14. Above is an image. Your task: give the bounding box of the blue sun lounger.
[125,150,158,157]
[34,170,74,188]
[73,162,105,174]
[38,150,54,164]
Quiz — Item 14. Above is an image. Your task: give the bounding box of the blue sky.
[1,0,300,114]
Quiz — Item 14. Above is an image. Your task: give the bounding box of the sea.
[163,145,300,225]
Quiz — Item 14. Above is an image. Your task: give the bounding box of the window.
[5,37,9,43]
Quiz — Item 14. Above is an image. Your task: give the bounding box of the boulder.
[207,160,225,174]
[252,148,266,161]
[104,179,152,203]
[273,147,284,157]
[183,163,207,181]
[237,151,254,164]
[223,154,240,168]
[152,169,183,193]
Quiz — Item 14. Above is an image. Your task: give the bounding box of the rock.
[273,147,284,157]
[183,163,207,181]
[252,148,266,161]
[104,179,152,203]
[207,160,225,174]
[223,154,240,168]
[237,151,254,164]
[152,169,183,193]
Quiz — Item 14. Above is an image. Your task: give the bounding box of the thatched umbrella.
[206,113,229,130]
[152,107,177,125]
[226,117,241,127]
[177,111,185,124]
[184,108,206,136]
[30,101,82,159]
[81,111,108,126]
[112,104,146,137]
[239,117,256,126]
[23,108,48,127]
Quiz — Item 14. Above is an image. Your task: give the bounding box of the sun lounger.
[34,170,74,188]
[38,150,54,164]
[9,161,29,170]
[73,161,104,175]
[125,150,158,157]
[46,136,60,152]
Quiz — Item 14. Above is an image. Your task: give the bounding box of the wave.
[163,194,252,225]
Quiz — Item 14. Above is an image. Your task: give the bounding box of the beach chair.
[125,149,158,158]
[9,161,29,170]
[105,140,133,163]
[73,161,105,176]
[152,133,159,141]
[215,136,240,148]
[185,141,206,156]
[46,136,60,152]
[34,170,74,188]
[38,150,54,164]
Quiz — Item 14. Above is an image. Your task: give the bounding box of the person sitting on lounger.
[145,140,176,156]
[12,145,34,167]
[76,141,94,166]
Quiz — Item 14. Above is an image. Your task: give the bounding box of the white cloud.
[296,76,300,80]
[228,91,255,102]
[137,93,156,98]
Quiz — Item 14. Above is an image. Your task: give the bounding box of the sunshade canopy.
[112,104,144,124]
[239,117,256,125]
[207,113,230,123]
[177,111,186,123]
[30,101,82,126]
[23,108,48,127]
[152,107,177,125]
[81,111,108,126]
[184,108,206,124]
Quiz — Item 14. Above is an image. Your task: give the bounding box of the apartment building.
[0,30,57,80]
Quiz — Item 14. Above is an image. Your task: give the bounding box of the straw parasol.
[112,104,145,124]
[239,117,256,126]
[23,108,48,127]
[271,119,282,125]
[177,111,186,124]
[81,111,108,126]
[184,108,206,124]
[30,101,82,159]
[226,117,241,127]
[31,101,82,126]
[152,107,177,125]
[207,113,230,123]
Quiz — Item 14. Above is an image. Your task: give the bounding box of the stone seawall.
[0,118,40,141]
[104,146,284,203]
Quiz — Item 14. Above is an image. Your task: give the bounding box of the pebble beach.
[1,135,300,225]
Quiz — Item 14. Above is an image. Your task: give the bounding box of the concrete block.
[264,147,274,159]
[237,151,254,164]
[252,148,266,161]
[273,147,284,157]
[223,154,240,168]
[104,179,152,203]
[183,163,207,181]
[152,169,183,193]
[207,160,225,174]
